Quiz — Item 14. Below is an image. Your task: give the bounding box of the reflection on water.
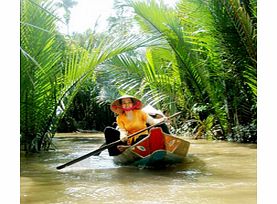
[21,133,256,204]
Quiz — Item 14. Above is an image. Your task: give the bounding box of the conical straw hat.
[110,95,143,114]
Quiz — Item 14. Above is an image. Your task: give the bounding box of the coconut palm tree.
[21,0,67,151]
[207,0,257,139]
[20,0,163,152]
[99,0,256,141]
[98,0,227,136]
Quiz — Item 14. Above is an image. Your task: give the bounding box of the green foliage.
[98,0,256,142]
[20,0,165,152]
[57,79,115,132]
[20,0,66,152]
[101,0,227,133]
[20,0,257,152]
[227,122,257,143]
[207,0,256,130]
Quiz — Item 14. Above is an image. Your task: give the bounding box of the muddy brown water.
[20,133,256,204]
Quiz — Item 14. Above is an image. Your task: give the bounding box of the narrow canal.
[20,133,256,204]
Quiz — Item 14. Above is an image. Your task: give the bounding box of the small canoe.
[113,127,190,168]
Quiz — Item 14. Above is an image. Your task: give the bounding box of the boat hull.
[113,127,190,168]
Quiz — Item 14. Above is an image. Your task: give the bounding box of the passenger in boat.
[104,95,167,156]
[142,104,170,134]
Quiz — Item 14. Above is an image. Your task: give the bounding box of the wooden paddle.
[56,111,182,170]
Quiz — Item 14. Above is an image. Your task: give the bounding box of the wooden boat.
[113,127,190,168]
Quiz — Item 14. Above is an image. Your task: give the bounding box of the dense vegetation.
[20,0,256,152]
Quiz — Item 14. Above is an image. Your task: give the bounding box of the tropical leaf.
[20,0,65,151]
[21,0,165,151]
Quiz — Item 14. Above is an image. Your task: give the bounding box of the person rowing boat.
[104,95,167,156]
